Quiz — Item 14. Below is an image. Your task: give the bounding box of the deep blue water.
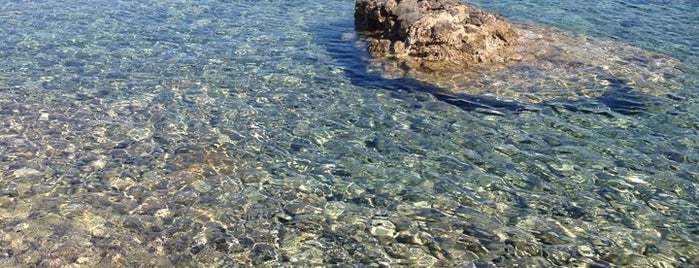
[0,0,697,266]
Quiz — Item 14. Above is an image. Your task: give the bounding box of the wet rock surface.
[355,0,519,69]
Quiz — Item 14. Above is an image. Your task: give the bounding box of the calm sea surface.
[0,0,697,267]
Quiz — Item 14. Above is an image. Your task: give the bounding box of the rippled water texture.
[0,0,698,267]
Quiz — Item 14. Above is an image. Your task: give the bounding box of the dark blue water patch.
[544,84,651,117]
[369,74,534,114]
[596,92,647,115]
[435,93,536,115]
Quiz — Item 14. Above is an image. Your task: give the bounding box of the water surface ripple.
[0,0,697,267]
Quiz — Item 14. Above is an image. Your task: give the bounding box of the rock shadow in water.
[312,22,675,116]
[313,22,533,115]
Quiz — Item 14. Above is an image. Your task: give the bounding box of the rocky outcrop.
[352,0,685,102]
[361,23,685,102]
[355,0,519,69]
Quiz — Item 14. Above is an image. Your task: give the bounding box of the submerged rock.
[353,0,685,103]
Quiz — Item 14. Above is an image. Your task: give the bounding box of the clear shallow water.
[0,0,697,267]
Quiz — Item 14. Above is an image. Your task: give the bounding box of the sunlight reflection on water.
[0,0,697,267]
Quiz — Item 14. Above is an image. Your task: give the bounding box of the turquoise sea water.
[0,0,697,267]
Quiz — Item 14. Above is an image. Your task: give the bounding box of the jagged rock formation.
[355,0,519,69]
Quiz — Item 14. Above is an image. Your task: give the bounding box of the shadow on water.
[311,21,651,117]
[543,82,651,117]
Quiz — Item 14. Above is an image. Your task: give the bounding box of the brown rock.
[352,1,685,103]
[355,0,519,69]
